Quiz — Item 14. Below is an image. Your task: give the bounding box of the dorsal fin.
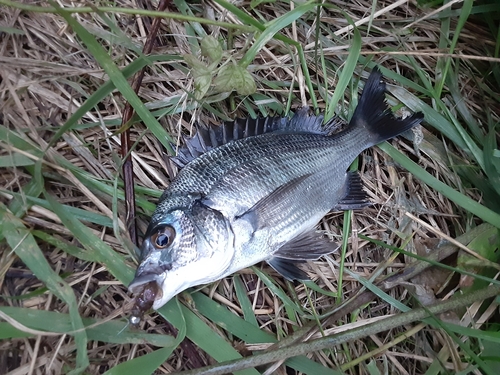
[170,107,346,168]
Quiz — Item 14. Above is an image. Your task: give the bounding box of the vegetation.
[0,0,499,374]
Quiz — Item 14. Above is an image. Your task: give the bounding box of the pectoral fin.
[237,174,312,230]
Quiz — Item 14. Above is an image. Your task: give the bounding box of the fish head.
[129,203,234,310]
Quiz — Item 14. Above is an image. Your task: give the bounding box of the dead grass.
[1,0,499,374]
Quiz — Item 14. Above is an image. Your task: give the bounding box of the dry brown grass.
[1,0,499,374]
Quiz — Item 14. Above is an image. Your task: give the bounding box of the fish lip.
[129,236,176,309]
[128,237,166,300]
[128,271,169,310]
[128,273,161,294]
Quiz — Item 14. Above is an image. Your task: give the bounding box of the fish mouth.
[128,273,161,294]
[129,236,178,311]
[128,272,168,311]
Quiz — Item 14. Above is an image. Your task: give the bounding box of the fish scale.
[128,68,425,319]
[196,132,362,213]
[163,132,356,217]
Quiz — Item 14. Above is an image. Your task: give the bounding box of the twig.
[120,0,171,246]
[177,284,500,375]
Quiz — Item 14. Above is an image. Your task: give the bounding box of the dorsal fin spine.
[170,108,338,168]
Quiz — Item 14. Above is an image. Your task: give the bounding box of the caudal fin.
[349,67,424,146]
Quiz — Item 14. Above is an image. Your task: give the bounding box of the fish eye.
[151,225,176,249]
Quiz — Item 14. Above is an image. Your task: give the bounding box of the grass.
[1,0,500,374]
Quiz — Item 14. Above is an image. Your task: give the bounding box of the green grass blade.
[103,299,186,375]
[103,347,176,375]
[336,209,351,304]
[157,298,260,375]
[378,142,500,228]
[190,292,339,374]
[0,203,89,374]
[0,126,53,218]
[483,126,500,198]
[0,0,255,31]
[361,233,500,287]
[0,153,34,167]
[252,267,304,315]
[48,55,181,148]
[0,322,33,339]
[443,322,500,344]
[3,190,113,227]
[191,292,271,344]
[344,267,409,312]
[387,80,468,152]
[285,357,343,375]
[435,0,473,97]
[325,21,361,121]
[240,0,317,68]
[49,1,174,153]
[0,307,175,346]
[45,191,135,284]
[233,275,259,327]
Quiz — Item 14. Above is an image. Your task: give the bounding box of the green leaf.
[325,20,361,121]
[200,35,223,64]
[0,153,34,167]
[184,53,215,99]
[49,0,174,153]
[194,73,212,100]
[103,299,186,375]
[183,53,207,70]
[45,192,135,285]
[0,203,89,374]
[239,0,317,67]
[214,64,256,96]
[0,307,175,346]
[250,0,275,9]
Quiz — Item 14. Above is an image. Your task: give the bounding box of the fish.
[128,68,424,320]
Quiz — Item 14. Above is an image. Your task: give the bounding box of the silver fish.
[128,68,424,317]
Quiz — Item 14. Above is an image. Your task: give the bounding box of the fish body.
[129,68,424,312]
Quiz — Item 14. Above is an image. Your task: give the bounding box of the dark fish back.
[171,108,345,168]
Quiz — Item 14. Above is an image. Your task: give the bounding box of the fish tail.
[348,67,424,146]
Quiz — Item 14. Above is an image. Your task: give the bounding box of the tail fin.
[349,67,424,146]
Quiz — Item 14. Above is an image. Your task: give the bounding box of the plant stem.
[178,285,500,375]
[0,0,254,31]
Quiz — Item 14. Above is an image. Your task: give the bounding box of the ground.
[1,1,500,374]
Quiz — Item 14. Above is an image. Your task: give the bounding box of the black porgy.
[128,68,424,319]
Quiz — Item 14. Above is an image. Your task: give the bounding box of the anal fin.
[274,230,338,260]
[267,258,308,281]
[267,230,339,281]
[334,171,371,211]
